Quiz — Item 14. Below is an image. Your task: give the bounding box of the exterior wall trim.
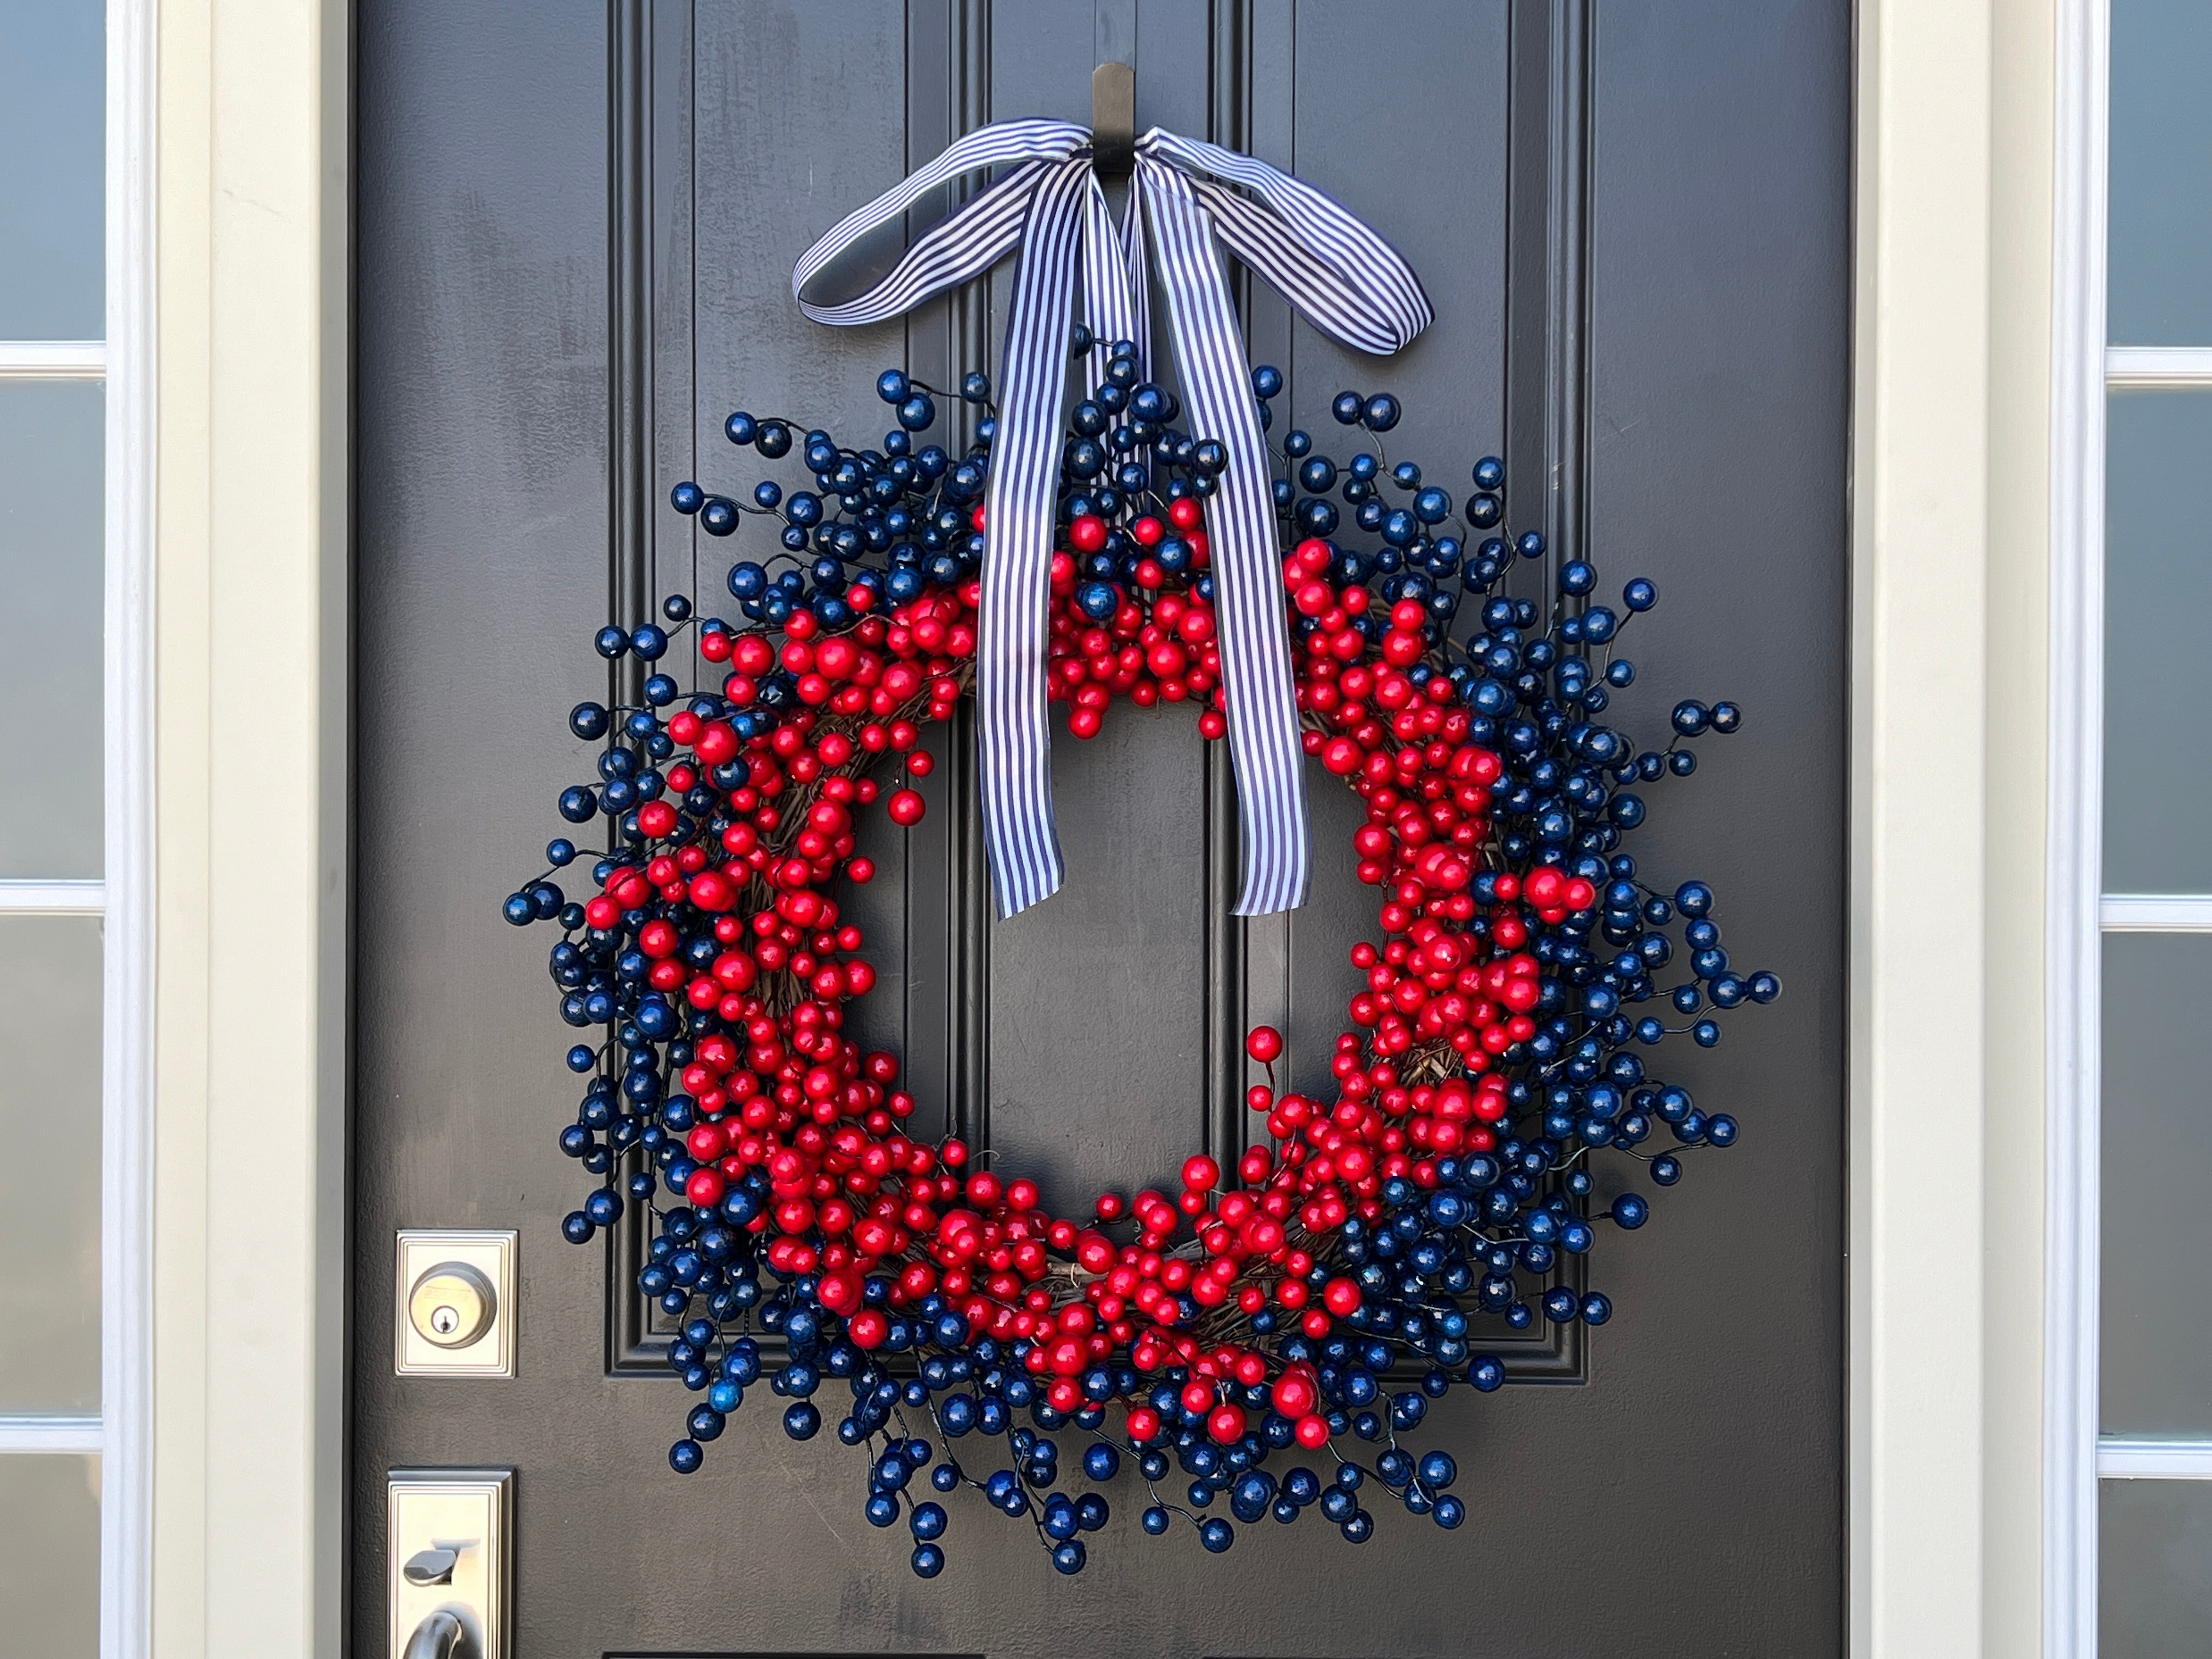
[151,2,351,1655]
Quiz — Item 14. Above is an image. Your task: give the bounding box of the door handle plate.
[388,1468,512,1659]
[395,1229,517,1376]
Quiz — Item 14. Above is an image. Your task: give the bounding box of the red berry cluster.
[554,494,1607,1452]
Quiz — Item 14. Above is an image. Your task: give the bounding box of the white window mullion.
[0,341,105,380]
[2099,1440,2212,1479]
[2098,894,2212,931]
[0,1417,105,1456]
[2104,346,2212,387]
[0,879,106,915]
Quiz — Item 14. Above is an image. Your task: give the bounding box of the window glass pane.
[0,1454,98,1655]
[0,916,101,1413]
[2102,1478,2212,1657]
[2102,933,2212,1434]
[2110,0,2212,345]
[0,381,103,879]
[0,2,103,339]
[2103,391,2212,893]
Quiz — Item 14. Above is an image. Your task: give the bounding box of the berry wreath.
[504,342,1777,1578]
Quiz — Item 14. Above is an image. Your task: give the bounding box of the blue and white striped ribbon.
[793,119,1430,920]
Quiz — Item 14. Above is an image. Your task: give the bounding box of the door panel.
[354,3,1848,1654]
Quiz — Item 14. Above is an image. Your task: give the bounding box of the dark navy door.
[353,3,1850,1653]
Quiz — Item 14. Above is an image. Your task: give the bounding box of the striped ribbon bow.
[793,119,1431,921]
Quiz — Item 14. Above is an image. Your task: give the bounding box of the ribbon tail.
[1136,157,1311,916]
[977,155,1093,920]
[1121,187,1153,380]
[1079,179,1153,393]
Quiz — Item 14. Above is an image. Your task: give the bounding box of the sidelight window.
[2057,0,2212,1652]
[0,1,152,1655]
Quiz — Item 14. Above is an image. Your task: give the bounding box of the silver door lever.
[400,1609,475,1659]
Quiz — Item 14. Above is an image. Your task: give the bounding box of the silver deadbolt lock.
[409,1262,496,1347]
[395,1230,516,1376]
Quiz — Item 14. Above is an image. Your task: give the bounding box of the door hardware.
[402,1544,463,1587]
[388,1469,511,1659]
[408,1261,496,1348]
[394,1230,516,1376]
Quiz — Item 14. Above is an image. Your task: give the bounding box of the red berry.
[1245,1024,1283,1064]
[887,789,926,826]
[1271,1368,1317,1418]
[1181,1154,1221,1193]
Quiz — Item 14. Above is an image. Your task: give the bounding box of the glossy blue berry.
[910,1543,945,1578]
[699,498,738,537]
[782,1402,820,1440]
[1362,393,1400,431]
[1141,1504,1171,1536]
[561,1210,594,1244]
[1331,390,1364,425]
[670,479,706,514]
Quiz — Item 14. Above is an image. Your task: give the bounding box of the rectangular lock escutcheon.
[388,1468,512,1659]
[395,1228,517,1376]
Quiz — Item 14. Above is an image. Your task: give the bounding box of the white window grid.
[0,2,155,1654]
[2051,2,2212,1653]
